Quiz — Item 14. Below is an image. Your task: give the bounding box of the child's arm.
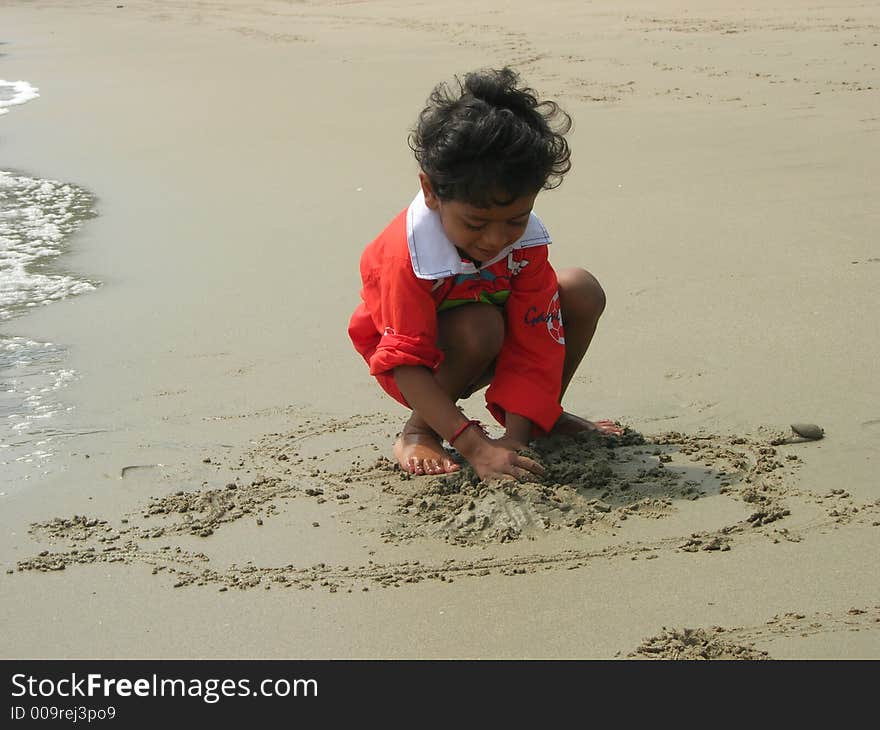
[394,365,544,481]
[503,413,534,447]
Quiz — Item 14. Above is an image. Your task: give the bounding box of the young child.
[348,67,621,482]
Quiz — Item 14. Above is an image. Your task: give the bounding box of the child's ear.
[418,172,441,210]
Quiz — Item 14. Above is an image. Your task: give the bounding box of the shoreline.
[0,164,99,482]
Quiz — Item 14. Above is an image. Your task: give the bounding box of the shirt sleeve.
[485,245,564,434]
[362,256,444,376]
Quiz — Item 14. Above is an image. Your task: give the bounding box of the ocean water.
[1,79,100,482]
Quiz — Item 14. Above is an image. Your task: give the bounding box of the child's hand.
[455,428,544,482]
[474,440,545,482]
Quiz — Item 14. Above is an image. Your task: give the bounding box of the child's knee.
[439,303,505,361]
[558,267,606,319]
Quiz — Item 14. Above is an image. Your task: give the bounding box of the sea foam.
[0,76,99,475]
[0,79,39,115]
[0,171,98,320]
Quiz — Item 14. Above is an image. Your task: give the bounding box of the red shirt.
[348,192,565,434]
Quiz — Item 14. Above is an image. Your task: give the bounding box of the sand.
[1,0,878,659]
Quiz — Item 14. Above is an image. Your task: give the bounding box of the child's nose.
[481,225,510,251]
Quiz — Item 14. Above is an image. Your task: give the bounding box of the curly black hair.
[408,67,572,207]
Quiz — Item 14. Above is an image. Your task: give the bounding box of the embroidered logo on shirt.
[524,291,565,345]
[508,253,529,276]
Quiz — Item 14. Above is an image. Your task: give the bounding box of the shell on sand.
[791,423,824,440]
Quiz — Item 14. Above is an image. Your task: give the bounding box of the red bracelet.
[448,419,481,446]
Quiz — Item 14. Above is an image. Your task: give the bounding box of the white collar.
[405,189,551,280]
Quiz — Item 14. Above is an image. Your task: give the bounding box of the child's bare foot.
[551,411,624,437]
[394,422,461,475]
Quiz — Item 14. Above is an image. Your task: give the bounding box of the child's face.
[419,173,537,264]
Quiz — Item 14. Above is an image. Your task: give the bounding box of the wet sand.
[1,0,878,659]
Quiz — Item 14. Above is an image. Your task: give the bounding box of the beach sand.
[0,0,878,659]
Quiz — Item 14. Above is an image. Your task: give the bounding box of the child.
[348,67,621,482]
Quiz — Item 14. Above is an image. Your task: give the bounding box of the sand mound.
[372,427,779,545]
[630,627,771,660]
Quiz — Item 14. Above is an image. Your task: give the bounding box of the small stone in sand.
[791,423,824,440]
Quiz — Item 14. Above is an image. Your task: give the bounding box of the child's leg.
[553,267,622,435]
[395,303,505,474]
